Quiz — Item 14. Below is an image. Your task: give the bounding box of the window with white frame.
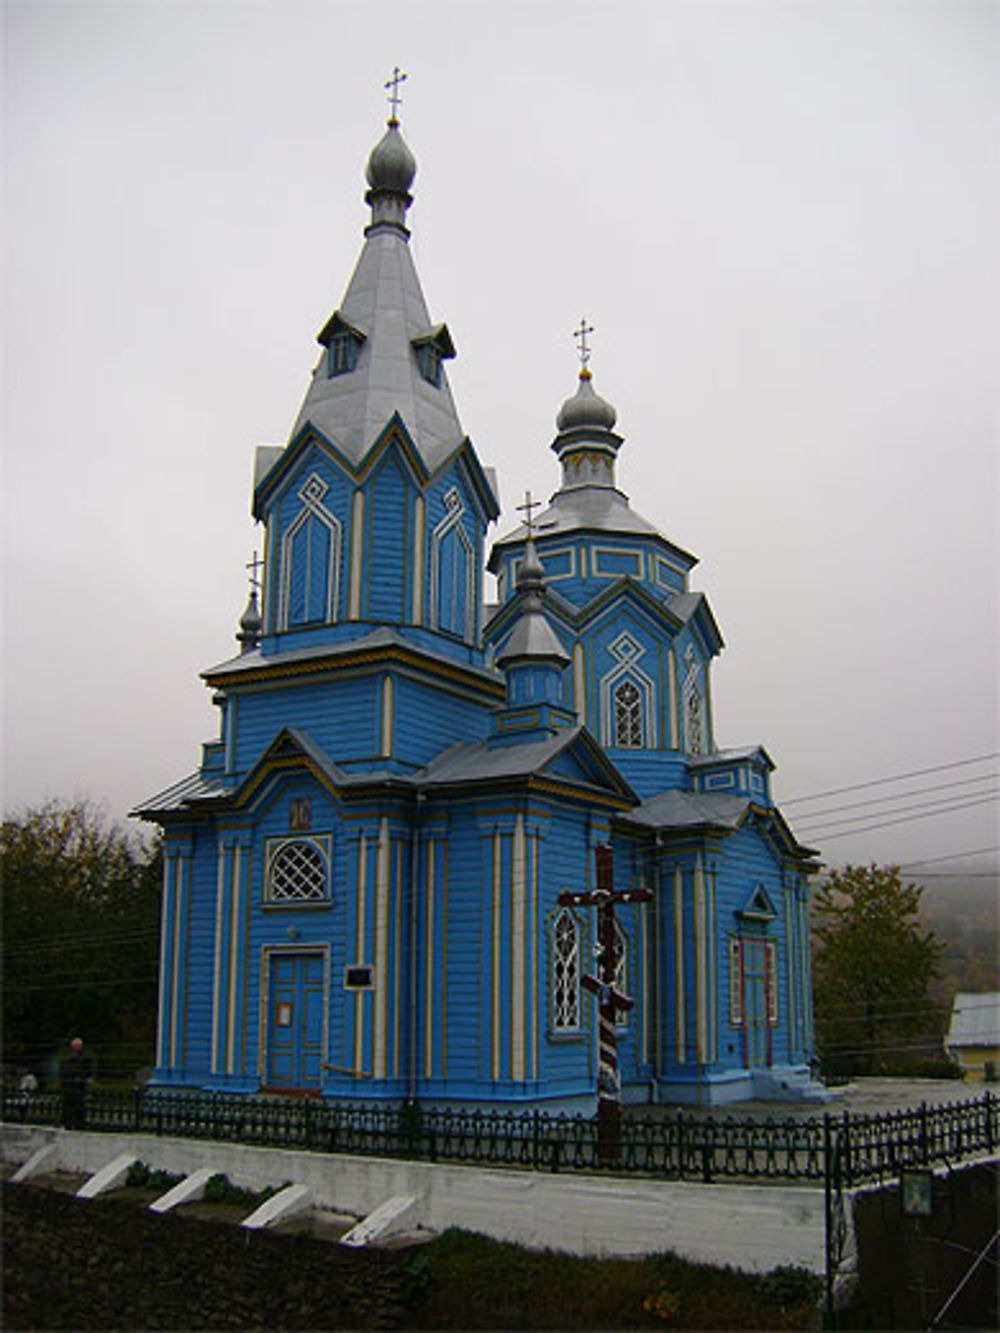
[551,908,581,1031]
[613,680,643,747]
[265,837,331,904]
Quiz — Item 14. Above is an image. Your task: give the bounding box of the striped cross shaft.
[559,844,651,1163]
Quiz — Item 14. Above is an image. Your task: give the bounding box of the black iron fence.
[2,1087,995,1187]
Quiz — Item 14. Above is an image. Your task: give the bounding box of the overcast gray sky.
[3,0,997,872]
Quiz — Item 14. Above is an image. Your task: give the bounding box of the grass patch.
[400,1228,822,1329]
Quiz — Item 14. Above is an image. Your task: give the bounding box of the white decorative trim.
[673,869,685,1064]
[429,487,475,642]
[550,906,581,1032]
[354,834,367,1074]
[600,632,657,748]
[277,473,342,630]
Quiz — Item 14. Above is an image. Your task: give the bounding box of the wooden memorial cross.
[558,844,651,1162]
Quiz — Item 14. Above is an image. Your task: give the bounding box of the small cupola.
[364,104,417,237]
[551,325,624,491]
[491,526,575,745]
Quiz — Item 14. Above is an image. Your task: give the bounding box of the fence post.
[984,1091,994,1154]
[841,1109,852,1189]
[919,1100,929,1166]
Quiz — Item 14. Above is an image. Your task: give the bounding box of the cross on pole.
[246,550,264,594]
[516,489,540,538]
[385,66,408,122]
[573,317,595,371]
[558,844,651,1162]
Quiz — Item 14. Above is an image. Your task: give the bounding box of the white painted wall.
[1,1124,827,1273]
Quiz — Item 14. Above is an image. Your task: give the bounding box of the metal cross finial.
[246,550,263,594]
[516,490,540,537]
[574,317,595,370]
[385,66,408,121]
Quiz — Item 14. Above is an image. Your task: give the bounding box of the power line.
[795,793,999,841]
[899,847,999,868]
[791,775,997,821]
[781,753,1000,806]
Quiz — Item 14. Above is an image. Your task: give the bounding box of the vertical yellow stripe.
[693,859,704,1064]
[242,847,252,1075]
[380,676,394,758]
[531,833,539,1081]
[412,494,425,623]
[424,839,434,1080]
[511,815,526,1082]
[349,488,364,619]
[673,868,685,1064]
[394,840,401,1078]
[667,649,678,749]
[492,832,501,1082]
[170,857,183,1066]
[640,899,649,1067]
[442,840,449,1079]
[211,845,226,1075]
[374,818,390,1079]
[227,845,241,1075]
[573,643,586,725]
[354,834,367,1073]
[156,856,171,1068]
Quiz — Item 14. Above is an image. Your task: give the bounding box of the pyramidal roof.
[287,116,466,473]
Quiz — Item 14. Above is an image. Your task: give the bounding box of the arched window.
[278,474,341,630]
[614,680,643,747]
[551,908,581,1031]
[265,838,330,904]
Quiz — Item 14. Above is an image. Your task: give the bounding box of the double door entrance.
[266,951,324,1089]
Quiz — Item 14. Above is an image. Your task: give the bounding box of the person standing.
[59,1037,92,1129]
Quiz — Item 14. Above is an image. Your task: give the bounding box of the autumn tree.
[0,801,162,1083]
[812,863,943,1076]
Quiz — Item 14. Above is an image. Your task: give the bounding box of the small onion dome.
[236,590,262,654]
[366,119,416,195]
[556,368,617,433]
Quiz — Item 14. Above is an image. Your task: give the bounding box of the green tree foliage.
[1,801,162,1083]
[812,863,943,1077]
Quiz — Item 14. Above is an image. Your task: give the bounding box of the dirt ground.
[2,1180,408,1330]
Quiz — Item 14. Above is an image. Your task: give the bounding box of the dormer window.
[327,332,358,377]
[417,342,442,387]
[411,323,456,391]
[317,311,366,380]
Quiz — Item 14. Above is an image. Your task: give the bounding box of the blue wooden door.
[267,953,324,1088]
[742,940,769,1067]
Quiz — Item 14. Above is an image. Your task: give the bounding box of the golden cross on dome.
[385,66,408,122]
[573,317,595,370]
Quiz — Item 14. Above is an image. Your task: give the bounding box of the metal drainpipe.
[408,791,424,1103]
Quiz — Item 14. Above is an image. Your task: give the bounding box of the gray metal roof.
[283,221,466,475]
[414,724,632,800]
[622,789,751,831]
[202,625,501,686]
[689,745,775,771]
[133,771,230,817]
[945,992,1000,1049]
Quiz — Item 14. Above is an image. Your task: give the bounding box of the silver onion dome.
[366,119,417,195]
[556,368,617,433]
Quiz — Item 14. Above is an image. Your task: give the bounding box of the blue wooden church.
[137,103,822,1108]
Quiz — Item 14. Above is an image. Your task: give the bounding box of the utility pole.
[559,844,651,1163]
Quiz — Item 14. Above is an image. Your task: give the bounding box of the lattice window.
[266,839,329,903]
[614,679,643,747]
[551,908,580,1031]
